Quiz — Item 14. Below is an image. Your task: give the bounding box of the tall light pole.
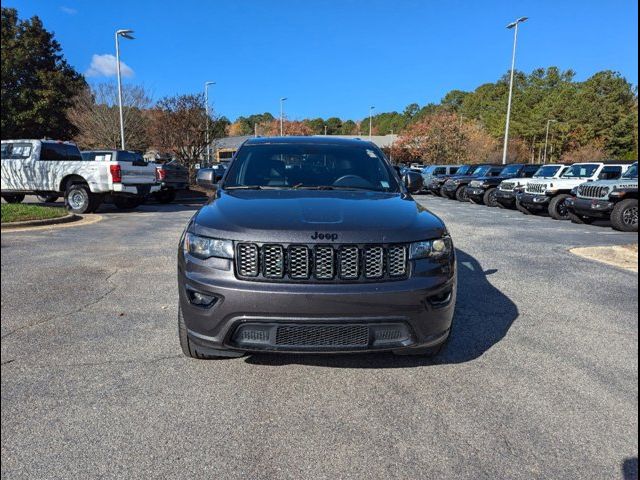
[501,17,528,165]
[369,106,375,139]
[543,119,557,163]
[115,29,134,150]
[280,97,287,136]
[204,81,215,164]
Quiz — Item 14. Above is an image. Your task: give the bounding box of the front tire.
[548,194,572,220]
[65,184,101,214]
[439,186,447,197]
[2,193,25,204]
[483,188,499,207]
[455,186,469,202]
[155,189,176,204]
[611,199,638,232]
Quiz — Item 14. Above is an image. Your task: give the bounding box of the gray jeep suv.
[177,137,457,359]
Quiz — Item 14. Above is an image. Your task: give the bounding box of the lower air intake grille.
[275,325,369,347]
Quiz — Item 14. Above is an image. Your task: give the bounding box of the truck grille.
[577,185,610,199]
[275,325,370,347]
[500,181,517,191]
[526,183,547,194]
[235,243,408,283]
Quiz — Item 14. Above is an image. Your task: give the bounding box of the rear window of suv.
[1,142,33,160]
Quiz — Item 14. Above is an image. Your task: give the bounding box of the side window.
[450,167,459,174]
[598,166,622,180]
[433,167,446,175]
[65,144,83,160]
[489,168,503,177]
[40,143,68,161]
[1,144,10,160]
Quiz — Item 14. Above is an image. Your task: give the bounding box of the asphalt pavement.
[1,195,638,479]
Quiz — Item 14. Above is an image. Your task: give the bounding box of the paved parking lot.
[1,195,638,479]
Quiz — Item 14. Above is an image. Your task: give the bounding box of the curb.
[1,213,79,230]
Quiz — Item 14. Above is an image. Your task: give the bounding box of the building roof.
[212,134,398,150]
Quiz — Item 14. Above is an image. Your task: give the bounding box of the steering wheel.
[332,175,374,189]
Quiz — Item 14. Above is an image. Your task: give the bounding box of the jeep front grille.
[577,185,609,199]
[500,181,516,191]
[235,243,408,283]
[526,183,547,194]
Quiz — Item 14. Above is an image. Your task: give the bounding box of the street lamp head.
[507,17,528,29]
[116,29,135,39]
[280,97,287,102]
[205,81,216,87]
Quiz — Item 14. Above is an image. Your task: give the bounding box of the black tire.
[483,188,499,207]
[64,184,101,214]
[2,193,25,204]
[611,199,638,232]
[516,199,531,215]
[455,186,469,202]
[37,194,59,203]
[155,189,177,204]
[178,307,226,360]
[568,212,595,225]
[439,186,447,197]
[113,196,143,210]
[548,194,572,220]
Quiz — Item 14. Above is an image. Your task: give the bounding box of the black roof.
[244,136,377,147]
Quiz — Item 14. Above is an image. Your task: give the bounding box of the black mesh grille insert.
[275,325,369,347]
[235,243,408,283]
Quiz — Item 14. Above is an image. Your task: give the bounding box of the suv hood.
[192,190,447,244]
[581,178,638,188]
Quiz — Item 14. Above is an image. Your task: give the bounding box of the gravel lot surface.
[1,195,638,479]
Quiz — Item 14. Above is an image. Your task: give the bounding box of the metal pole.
[280,98,287,136]
[502,23,520,165]
[115,32,125,150]
[369,106,375,139]
[324,125,327,135]
[543,119,554,163]
[205,84,209,165]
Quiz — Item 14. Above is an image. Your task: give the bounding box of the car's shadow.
[244,249,519,369]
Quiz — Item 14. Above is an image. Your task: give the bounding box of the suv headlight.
[409,236,453,260]
[184,233,234,259]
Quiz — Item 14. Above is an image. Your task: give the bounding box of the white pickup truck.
[1,139,160,213]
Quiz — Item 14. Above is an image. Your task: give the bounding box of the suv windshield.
[534,165,562,178]
[499,165,522,177]
[224,143,399,192]
[622,163,638,179]
[561,164,600,178]
[472,166,493,177]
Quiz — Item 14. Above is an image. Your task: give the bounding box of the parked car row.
[0,139,207,213]
[416,161,638,232]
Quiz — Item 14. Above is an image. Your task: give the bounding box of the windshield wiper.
[224,185,263,190]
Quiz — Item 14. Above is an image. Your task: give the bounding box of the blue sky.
[7,0,639,121]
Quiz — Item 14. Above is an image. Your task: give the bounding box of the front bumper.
[495,189,516,206]
[466,187,487,202]
[518,192,550,209]
[566,197,614,218]
[178,253,457,354]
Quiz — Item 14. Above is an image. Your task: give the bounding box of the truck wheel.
[439,186,447,197]
[37,194,59,203]
[178,307,235,360]
[568,212,594,225]
[65,184,101,214]
[483,188,499,207]
[2,194,25,204]
[455,186,469,202]
[611,199,638,232]
[155,189,176,204]
[113,196,142,210]
[516,199,531,215]
[548,194,572,220]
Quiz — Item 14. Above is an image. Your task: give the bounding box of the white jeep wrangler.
[1,139,160,213]
[495,164,568,212]
[517,162,632,220]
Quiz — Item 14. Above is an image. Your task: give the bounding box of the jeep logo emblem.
[311,232,338,241]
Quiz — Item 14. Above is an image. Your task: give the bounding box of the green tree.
[1,7,86,139]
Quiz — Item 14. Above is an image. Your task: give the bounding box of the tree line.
[2,7,637,168]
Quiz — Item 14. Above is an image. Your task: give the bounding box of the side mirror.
[403,171,424,193]
[196,168,218,190]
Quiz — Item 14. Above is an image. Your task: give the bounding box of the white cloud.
[85,54,134,78]
[60,6,77,15]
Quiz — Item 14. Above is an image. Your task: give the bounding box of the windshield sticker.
[366,149,378,158]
